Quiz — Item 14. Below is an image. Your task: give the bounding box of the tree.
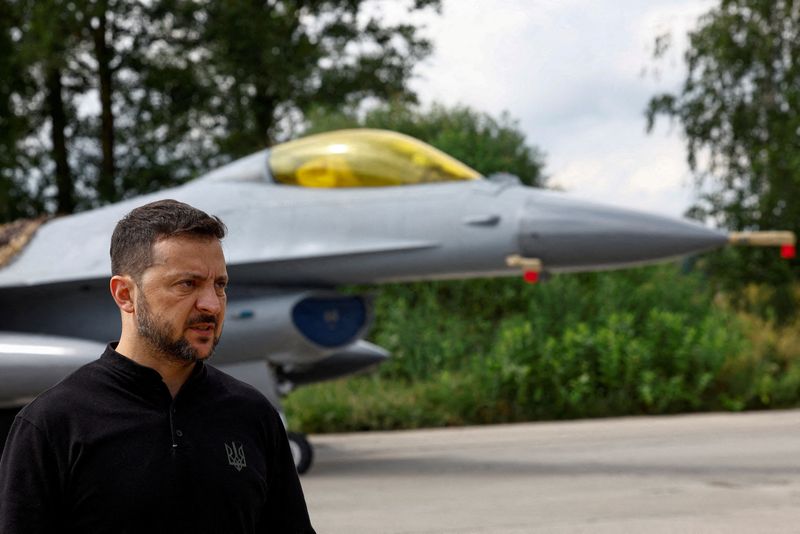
[305,102,546,186]
[0,1,37,221]
[646,0,800,316]
[0,0,441,221]
[0,0,203,215]
[5,0,87,216]
[199,0,441,155]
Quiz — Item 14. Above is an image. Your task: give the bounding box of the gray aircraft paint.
[1,143,727,410]
[0,149,726,289]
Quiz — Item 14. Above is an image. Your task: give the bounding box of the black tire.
[287,431,313,475]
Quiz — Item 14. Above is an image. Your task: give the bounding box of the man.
[0,199,315,533]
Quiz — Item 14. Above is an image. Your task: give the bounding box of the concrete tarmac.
[301,410,800,533]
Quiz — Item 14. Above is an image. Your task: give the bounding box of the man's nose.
[196,284,223,314]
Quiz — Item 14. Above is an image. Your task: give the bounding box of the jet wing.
[0,332,105,407]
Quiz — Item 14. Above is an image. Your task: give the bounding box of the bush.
[286,264,800,433]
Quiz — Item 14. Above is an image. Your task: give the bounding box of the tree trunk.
[45,66,74,215]
[254,92,276,148]
[93,6,115,203]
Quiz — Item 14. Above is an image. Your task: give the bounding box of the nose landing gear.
[287,431,313,474]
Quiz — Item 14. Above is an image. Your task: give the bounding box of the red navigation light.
[523,271,539,284]
[780,244,796,259]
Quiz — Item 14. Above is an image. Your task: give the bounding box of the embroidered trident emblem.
[225,442,247,471]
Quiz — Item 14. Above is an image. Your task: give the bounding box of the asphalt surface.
[300,410,800,533]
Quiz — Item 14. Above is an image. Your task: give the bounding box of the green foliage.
[0,0,441,220]
[0,3,36,221]
[0,0,215,214]
[284,373,478,432]
[306,102,546,186]
[647,0,800,315]
[201,0,440,153]
[287,266,800,432]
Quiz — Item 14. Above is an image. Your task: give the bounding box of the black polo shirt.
[0,345,315,533]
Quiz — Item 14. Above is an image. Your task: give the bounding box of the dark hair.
[110,199,227,278]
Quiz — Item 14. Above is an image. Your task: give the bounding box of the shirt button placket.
[169,402,179,450]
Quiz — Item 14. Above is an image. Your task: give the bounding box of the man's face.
[134,236,228,363]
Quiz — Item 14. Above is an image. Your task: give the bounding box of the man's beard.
[136,294,220,363]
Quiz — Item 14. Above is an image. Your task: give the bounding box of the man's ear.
[110,275,136,314]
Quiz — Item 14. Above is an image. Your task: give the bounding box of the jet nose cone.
[519,192,728,272]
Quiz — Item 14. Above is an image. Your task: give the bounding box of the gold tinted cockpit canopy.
[269,129,481,187]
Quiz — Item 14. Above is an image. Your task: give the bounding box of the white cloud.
[399,0,716,218]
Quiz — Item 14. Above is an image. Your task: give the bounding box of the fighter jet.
[1,129,794,473]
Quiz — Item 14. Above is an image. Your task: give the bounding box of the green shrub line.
[286,264,800,433]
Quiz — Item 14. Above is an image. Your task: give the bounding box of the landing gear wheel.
[288,431,313,475]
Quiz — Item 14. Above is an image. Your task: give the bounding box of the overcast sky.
[384,0,716,217]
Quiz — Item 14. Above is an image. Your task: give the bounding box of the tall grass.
[286,264,800,432]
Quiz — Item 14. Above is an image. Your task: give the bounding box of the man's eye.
[179,280,195,288]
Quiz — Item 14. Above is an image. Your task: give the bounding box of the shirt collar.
[100,343,207,399]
